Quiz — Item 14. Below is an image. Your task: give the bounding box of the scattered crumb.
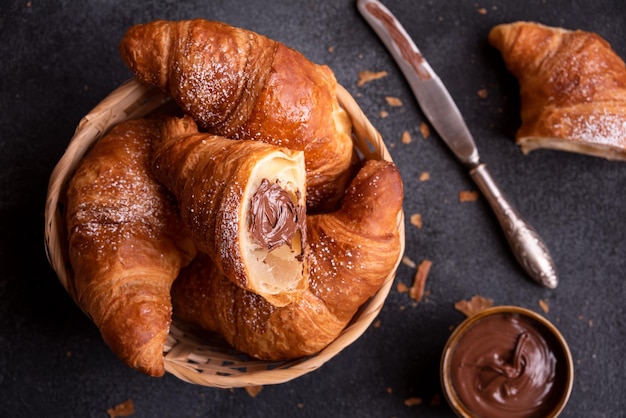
[373,319,382,328]
[397,281,409,293]
[401,130,412,144]
[399,305,406,311]
[454,295,494,317]
[409,259,432,302]
[357,70,388,87]
[245,386,263,398]
[385,96,403,107]
[419,122,430,139]
[477,88,488,98]
[404,397,423,407]
[459,190,479,202]
[430,393,442,407]
[328,46,335,53]
[578,315,584,321]
[478,7,487,15]
[419,171,430,181]
[66,351,72,358]
[26,1,32,7]
[538,299,549,314]
[588,319,593,327]
[379,110,389,118]
[409,213,423,229]
[402,255,417,268]
[83,84,89,91]
[386,387,393,395]
[297,403,304,409]
[106,399,134,418]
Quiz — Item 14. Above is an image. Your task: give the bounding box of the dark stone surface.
[1,0,624,417]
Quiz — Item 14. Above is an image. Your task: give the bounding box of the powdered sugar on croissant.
[119,19,357,211]
[489,21,626,160]
[66,118,196,377]
[152,115,308,307]
[171,160,403,359]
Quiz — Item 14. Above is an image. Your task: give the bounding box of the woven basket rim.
[44,78,405,387]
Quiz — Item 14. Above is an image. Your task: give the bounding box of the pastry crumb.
[357,70,388,87]
[409,213,422,229]
[379,110,389,118]
[454,295,494,317]
[409,259,432,302]
[430,393,442,407]
[404,397,423,407]
[478,7,487,14]
[328,45,335,53]
[373,319,382,328]
[419,171,430,181]
[386,96,403,107]
[419,122,430,139]
[459,190,479,202]
[402,255,417,268]
[245,386,263,397]
[401,130,412,144]
[397,281,409,293]
[538,299,549,313]
[477,88,488,98]
[106,399,134,418]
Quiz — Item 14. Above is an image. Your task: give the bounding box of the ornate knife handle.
[470,164,558,289]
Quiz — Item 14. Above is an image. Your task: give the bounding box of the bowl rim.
[440,305,575,418]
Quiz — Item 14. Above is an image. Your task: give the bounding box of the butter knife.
[358,0,558,289]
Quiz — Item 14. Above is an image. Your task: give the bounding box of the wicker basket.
[44,78,405,388]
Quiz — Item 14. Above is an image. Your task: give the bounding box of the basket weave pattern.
[44,78,405,387]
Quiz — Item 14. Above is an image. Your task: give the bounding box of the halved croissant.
[119,18,357,212]
[152,115,308,307]
[66,119,196,376]
[171,160,403,359]
[489,21,626,160]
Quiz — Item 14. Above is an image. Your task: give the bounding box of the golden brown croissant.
[152,115,308,307]
[489,21,626,160]
[119,18,356,212]
[66,118,196,377]
[171,159,403,359]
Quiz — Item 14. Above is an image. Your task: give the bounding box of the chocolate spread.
[449,312,569,418]
[249,179,306,252]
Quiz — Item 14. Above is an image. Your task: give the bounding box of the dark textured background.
[1,1,624,417]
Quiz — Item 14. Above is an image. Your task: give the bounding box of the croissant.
[152,115,308,307]
[119,18,357,212]
[66,119,196,377]
[489,21,626,160]
[171,160,403,359]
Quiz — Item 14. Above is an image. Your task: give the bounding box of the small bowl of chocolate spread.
[440,306,574,418]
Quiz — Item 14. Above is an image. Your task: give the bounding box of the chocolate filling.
[249,179,306,253]
[450,313,568,418]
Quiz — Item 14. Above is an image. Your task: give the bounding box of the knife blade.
[358,0,559,289]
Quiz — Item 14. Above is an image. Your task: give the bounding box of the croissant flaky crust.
[152,115,308,307]
[171,160,404,359]
[66,119,196,376]
[119,19,356,212]
[489,21,626,160]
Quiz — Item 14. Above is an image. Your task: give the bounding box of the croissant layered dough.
[171,160,404,360]
[66,119,196,377]
[489,21,626,160]
[153,116,308,307]
[119,19,356,212]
